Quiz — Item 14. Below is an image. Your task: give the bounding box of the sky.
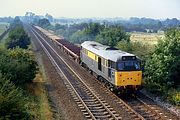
[0,0,180,19]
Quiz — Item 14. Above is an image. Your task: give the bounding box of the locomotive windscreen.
[117,61,140,71]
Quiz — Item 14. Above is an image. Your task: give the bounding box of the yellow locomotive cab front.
[115,71,142,88]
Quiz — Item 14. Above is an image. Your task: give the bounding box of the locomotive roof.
[81,41,138,62]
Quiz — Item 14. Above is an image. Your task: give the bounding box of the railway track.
[30,26,123,120]
[121,92,179,120]
[137,93,179,120]
[27,25,179,120]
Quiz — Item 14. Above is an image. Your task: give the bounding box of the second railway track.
[27,24,179,120]
[122,93,180,120]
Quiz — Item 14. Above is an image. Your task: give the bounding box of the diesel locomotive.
[80,41,142,92]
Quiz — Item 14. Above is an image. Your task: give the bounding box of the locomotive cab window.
[108,60,116,69]
[117,61,140,71]
[117,62,124,70]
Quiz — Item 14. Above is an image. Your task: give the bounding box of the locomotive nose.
[115,71,142,86]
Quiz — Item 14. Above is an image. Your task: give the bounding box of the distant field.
[130,32,164,45]
[0,22,9,35]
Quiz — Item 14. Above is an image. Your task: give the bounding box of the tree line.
[5,17,30,49]
[144,28,180,105]
[21,12,180,33]
[0,17,38,119]
[37,20,130,47]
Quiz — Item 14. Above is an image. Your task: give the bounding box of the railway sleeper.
[91,112,107,115]
[90,109,106,112]
[80,109,87,112]
[83,99,96,102]
[83,112,89,115]
[87,104,102,107]
[95,115,112,118]
[85,115,91,119]
[94,106,104,109]
[134,118,142,120]
[79,106,85,109]
[84,101,98,105]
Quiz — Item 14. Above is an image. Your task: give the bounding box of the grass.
[34,53,53,120]
[26,71,53,120]
[0,22,9,47]
[168,89,180,106]
[0,22,9,35]
[0,32,8,48]
[130,32,164,45]
[27,38,53,120]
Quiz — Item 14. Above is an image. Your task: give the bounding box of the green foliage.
[0,48,38,86]
[84,23,104,36]
[70,30,90,44]
[96,26,130,47]
[130,42,151,60]
[0,75,29,119]
[38,18,50,28]
[167,89,180,106]
[53,23,130,46]
[116,40,133,52]
[0,16,42,118]
[145,28,180,94]
[5,25,30,49]
[117,41,152,61]
[69,23,104,43]
[55,23,66,30]
[5,17,30,49]
[0,47,39,119]
[10,16,22,29]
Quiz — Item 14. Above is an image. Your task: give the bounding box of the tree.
[0,75,29,119]
[116,40,133,52]
[5,18,31,49]
[5,25,30,49]
[145,28,180,93]
[0,48,38,86]
[55,23,66,30]
[96,26,130,47]
[84,23,104,36]
[70,30,90,43]
[38,18,50,28]
[45,13,53,22]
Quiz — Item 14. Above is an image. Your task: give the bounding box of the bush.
[168,90,180,106]
[5,25,30,49]
[171,94,180,106]
[116,40,133,52]
[0,75,29,119]
[0,48,38,86]
[69,30,92,44]
[144,28,180,95]
[38,18,50,28]
[96,26,130,47]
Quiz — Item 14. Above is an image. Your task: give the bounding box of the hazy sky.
[0,0,179,19]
